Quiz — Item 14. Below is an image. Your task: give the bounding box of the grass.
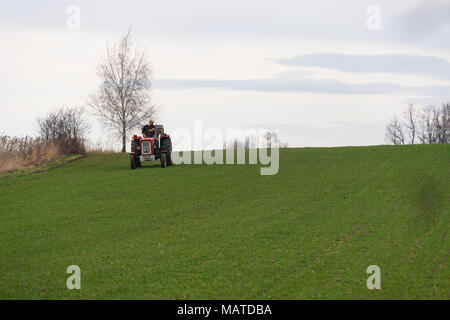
[0,144,448,299]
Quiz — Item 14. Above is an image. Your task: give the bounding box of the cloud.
[154,71,450,96]
[392,0,450,41]
[277,53,450,80]
[0,0,421,41]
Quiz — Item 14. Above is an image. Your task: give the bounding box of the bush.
[37,107,90,154]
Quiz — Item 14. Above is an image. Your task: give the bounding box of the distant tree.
[225,131,287,150]
[436,103,449,143]
[418,105,436,144]
[88,29,156,152]
[263,131,274,148]
[385,115,405,145]
[263,130,288,148]
[402,104,418,144]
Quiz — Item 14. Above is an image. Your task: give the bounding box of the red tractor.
[130,125,172,169]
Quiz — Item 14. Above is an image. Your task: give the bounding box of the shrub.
[36,107,90,154]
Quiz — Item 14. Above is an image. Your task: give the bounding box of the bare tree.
[88,29,156,152]
[385,115,405,145]
[402,104,418,144]
[418,105,436,144]
[436,103,449,144]
[445,103,450,143]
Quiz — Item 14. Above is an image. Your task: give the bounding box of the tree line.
[385,103,449,145]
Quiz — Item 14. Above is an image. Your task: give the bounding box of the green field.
[0,145,449,299]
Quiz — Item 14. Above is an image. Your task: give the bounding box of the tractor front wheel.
[130,154,136,169]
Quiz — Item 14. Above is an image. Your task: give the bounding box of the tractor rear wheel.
[160,152,167,168]
[167,150,172,166]
[162,137,173,166]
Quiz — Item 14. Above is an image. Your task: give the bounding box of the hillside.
[0,145,448,299]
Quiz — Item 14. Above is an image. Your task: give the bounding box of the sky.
[0,0,449,150]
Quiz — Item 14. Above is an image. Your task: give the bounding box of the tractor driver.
[142,120,155,138]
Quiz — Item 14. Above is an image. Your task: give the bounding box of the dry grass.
[0,135,60,173]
